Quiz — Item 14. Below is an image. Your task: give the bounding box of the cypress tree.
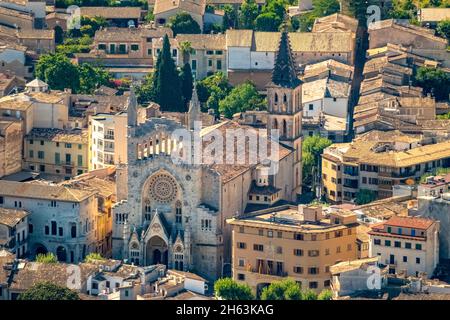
[180,63,193,110]
[154,34,183,112]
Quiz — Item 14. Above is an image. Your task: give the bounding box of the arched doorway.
[34,243,48,257]
[56,246,67,262]
[146,236,168,266]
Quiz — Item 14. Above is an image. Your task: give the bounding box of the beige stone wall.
[0,121,23,178]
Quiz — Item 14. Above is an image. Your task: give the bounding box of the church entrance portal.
[146,236,168,265]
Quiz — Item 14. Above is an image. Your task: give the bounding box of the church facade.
[112,31,304,281]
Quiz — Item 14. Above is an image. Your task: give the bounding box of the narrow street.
[346,25,369,142]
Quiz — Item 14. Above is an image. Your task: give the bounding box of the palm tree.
[180,41,193,66]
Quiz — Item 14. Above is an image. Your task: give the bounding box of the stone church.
[112,31,303,280]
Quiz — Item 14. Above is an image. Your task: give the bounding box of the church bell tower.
[266,30,303,198]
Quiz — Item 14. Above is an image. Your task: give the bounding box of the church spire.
[270,31,301,88]
[127,85,138,127]
[188,85,201,130]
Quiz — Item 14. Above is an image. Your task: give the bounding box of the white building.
[302,78,350,119]
[0,208,29,258]
[0,180,98,263]
[369,216,440,278]
[330,256,388,298]
[89,112,127,170]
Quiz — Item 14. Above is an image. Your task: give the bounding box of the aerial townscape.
[1,0,450,303]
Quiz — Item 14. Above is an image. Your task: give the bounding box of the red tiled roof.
[384,216,435,230]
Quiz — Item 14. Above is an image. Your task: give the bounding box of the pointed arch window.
[283,94,287,103]
[274,93,278,104]
[175,201,182,224]
[282,120,287,137]
[273,119,278,130]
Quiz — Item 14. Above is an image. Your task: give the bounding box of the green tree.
[35,53,80,92]
[301,289,319,300]
[180,63,194,108]
[318,289,333,300]
[153,35,183,111]
[84,252,105,263]
[255,12,283,31]
[35,253,58,263]
[302,135,332,186]
[298,0,340,32]
[437,19,450,40]
[260,279,302,300]
[223,4,238,30]
[136,72,156,104]
[218,82,265,118]
[78,63,112,94]
[169,12,201,36]
[19,282,80,300]
[56,34,93,57]
[355,189,377,205]
[196,72,231,113]
[214,278,254,300]
[180,41,193,65]
[239,0,260,29]
[414,66,450,101]
[390,0,417,19]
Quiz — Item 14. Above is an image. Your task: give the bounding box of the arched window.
[175,201,182,224]
[274,93,278,104]
[283,94,287,103]
[282,120,287,137]
[273,119,278,130]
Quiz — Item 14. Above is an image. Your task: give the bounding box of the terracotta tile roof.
[0,180,96,202]
[0,6,33,21]
[80,6,142,19]
[154,0,206,15]
[17,29,55,40]
[226,30,354,53]
[312,13,359,33]
[176,34,226,50]
[200,120,292,182]
[369,19,447,45]
[26,128,88,144]
[94,26,172,42]
[9,262,98,291]
[0,208,29,227]
[384,216,435,230]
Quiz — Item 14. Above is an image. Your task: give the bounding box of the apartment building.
[152,33,226,80]
[368,216,439,278]
[23,128,88,180]
[227,205,358,295]
[89,112,127,170]
[0,180,100,263]
[322,131,450,203]
[75,27,172,79]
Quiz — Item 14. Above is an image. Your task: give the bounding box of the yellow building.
[322,130,450,203]
[227,205,358,295]
[24,128,88,180]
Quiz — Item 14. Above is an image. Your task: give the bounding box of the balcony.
[250,267,288,277]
